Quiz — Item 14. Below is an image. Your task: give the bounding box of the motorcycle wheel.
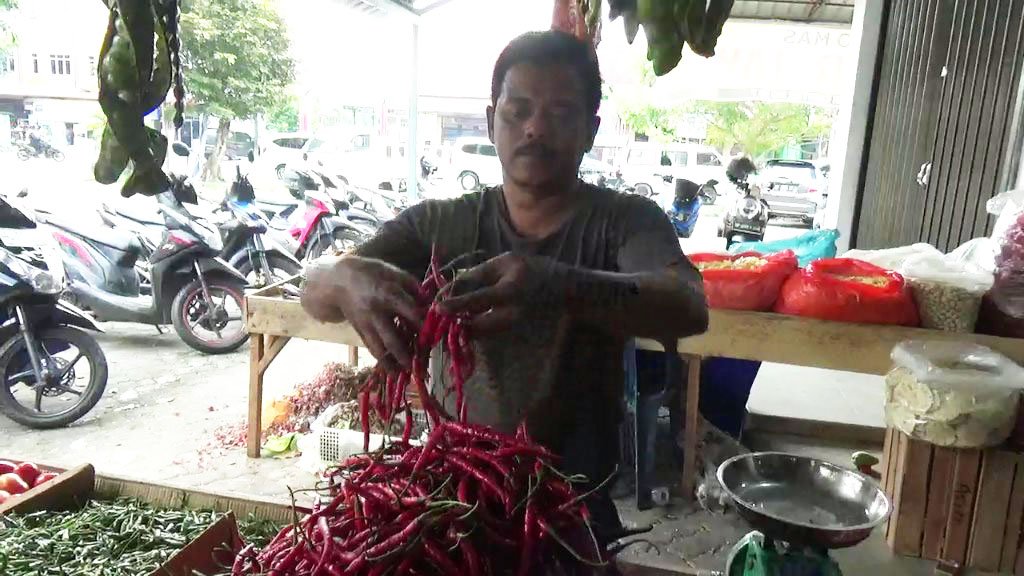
[236,254,302,288]
[50,149,65,162]
[0,326,108,429]
[16,148,30,161]
[307,228,365,261]
[171,277,249,355]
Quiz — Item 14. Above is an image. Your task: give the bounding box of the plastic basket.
[315,410,428,465]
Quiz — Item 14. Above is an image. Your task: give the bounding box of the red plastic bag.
[774,258,920,326]
[691,251,799,311]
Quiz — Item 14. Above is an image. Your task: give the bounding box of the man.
[302,30,708,543]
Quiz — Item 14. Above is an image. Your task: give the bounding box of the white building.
[0,0,107,145]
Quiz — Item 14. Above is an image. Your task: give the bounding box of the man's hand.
[440,253,555,334]
[301,255,424,371]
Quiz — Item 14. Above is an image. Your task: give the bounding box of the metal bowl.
[717,451,891,549]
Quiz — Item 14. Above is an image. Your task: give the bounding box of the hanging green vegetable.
[609,0,735,76]
[94,0,184,198]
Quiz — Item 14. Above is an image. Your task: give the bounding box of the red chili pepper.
[459,539,483,576]
[423,537,461,575]
[312,516,333,575]
[359,388,371,452]
[444,453,511,511]
[517,503,539,576]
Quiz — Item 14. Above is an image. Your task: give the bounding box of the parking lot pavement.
[0,322,355,501]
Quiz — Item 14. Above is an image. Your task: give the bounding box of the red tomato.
[14,462,40,485]
[0,460,15,475]
[0,473,29,495]
[0,490,10,504]
[33,472,57,487]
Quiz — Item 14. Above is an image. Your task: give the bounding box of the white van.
[451,137,503,191]
[618,143,727,203]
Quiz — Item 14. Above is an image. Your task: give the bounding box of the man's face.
[488,63,599,193]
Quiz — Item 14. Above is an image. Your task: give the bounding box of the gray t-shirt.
[355,184,691,484]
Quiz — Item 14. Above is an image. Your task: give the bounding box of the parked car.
[259,132,311,179]
[579,153,617,187]
[616,143,727,204]
[451,137,503,191]
[290,132,406,192]
[758,159,826,227]
[204,130,255,160]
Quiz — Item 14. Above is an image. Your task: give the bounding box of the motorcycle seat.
[109,203,163,227]
[48,218,144,261]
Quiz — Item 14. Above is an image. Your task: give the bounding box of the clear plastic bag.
[884,341,1024,448]
[841,243,942,272]
[900,253,993,332]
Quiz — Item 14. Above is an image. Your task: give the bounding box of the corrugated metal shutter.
[855,0,1024,251]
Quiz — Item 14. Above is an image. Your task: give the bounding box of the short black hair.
[491,30,602,117]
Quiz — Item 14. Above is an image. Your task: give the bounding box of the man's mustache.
[514,142,556,158]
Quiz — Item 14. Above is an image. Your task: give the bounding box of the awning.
[338,0,856,25]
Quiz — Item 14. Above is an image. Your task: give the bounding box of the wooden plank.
[246,297,1024,377]
[888,432,909,549]
[656,310,1024,375]
[348,345,359,367]
[945,448,983,564]
[969,450,1017,571]
[923,447,956,560]
[882,427,899,541]
[247,334,266,459]
[245,295,363,347]
[1000,454,1024,572]
[680,355,701,502]
[894,435,931,556]
[258,334,290,376]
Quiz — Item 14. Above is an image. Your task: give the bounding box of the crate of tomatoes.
[690,250,798,311]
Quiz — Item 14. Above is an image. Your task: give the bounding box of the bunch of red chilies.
[233,249,608,576]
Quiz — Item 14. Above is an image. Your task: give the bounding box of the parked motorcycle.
[279,167,377,261]
[0,192,108,428]
[719,157,769,248]
[16,142,65,162]
[49,175,249,354]
[666,179,703,238]
[216,168,303,287]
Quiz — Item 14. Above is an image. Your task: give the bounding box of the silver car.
[759,159,825,227]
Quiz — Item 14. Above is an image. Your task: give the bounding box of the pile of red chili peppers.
[233,248,609,575]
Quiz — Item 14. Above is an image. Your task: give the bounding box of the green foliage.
[179,0,295,120]
[619,103,682,143]
[0,0,17,58]
[689,101,833,159]
[266,95,299,132]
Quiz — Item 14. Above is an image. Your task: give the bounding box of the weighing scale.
[717,452,892,576]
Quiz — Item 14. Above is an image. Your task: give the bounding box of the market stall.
[243,281,1024,497]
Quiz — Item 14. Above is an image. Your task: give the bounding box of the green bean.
[0,498,282,576]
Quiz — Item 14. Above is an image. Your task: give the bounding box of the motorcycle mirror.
[247,150,255,163]
[171,142,191,157]
[16,188,28,198]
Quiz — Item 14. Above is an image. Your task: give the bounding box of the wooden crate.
[882,429,1024,572]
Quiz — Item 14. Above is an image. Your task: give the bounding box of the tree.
[688,101,833,159]
[0,0,17,59]
[180,0,294,180]
[266,95,299,133]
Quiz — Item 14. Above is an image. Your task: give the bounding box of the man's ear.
[586,115,601,151]
[487,106,495,143]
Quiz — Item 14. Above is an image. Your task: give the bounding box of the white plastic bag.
[841,243,942,272]
[900,253,993,332]
[948,237,998,275]
[885,341,1024,447]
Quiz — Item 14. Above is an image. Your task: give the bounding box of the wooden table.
[245,284,1024,500]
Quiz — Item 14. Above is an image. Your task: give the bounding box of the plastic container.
[884,341,1024,448]
[900,253,993,333]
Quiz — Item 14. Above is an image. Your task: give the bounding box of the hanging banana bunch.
[94,0,186,198]
[609,0,736,76]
